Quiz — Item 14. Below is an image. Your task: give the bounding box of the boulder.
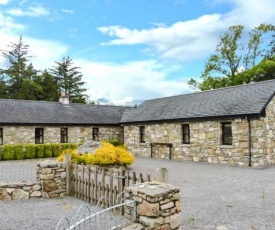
[12,189,29,200]
[77,141,102,154]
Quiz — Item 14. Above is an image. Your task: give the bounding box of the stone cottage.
[1,80,275,167]
[120,80,275,167]
[0,94,129,145]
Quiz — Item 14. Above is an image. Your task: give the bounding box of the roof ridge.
[143,80,275,103]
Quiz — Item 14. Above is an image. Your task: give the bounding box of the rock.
[12,189,29,200]
[0,189,11,200]
[61,172,66,179]
[43,180,57,192]
[216,226,229,230]
[30,191,42,197]
[32,184,42,191]
[77,141,102,154]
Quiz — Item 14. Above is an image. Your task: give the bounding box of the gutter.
[247,117,252,167]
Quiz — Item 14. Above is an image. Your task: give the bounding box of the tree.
[33,70,60,101]
[50,56,87,103]
[0,36,40,99]
[188,24,275,91]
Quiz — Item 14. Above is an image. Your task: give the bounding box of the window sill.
[179,144,191,147]
[218,145,234,149]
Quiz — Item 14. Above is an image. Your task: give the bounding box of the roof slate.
[0,100,130,125]
[120,80,275,123]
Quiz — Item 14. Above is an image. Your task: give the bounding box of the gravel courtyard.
[0,158,275,229]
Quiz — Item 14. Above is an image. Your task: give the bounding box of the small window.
[92,128,99,141]
[139,126,145,143]
[35,128,44,144]
[0,128,3,145]
[182,124,190,144]
[61,128,68,143]
[222,122,232,145]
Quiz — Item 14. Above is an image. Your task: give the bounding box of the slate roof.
[0,100,130,125]
[121,80,275,124]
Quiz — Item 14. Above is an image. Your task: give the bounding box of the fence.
[56,192,136,230]
[70,163,152,207]
[0,169,36,182]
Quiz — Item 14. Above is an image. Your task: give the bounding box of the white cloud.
[62,9,74,14]
[6,6,50,17]
[0,0,9,5]
[98,0,275,61]
[74,59,190,105]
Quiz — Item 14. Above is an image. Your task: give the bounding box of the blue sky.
[0,0,274,105]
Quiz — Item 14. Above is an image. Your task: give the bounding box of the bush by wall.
[35,144,44,158]
[57,142,134,166]
[44,144,53,158]
[0,143,80,161]
[3,145,15,160]
[0,146,3,160]
[25,144,36,159]
[14,144,24,160]
[52,144,61,157]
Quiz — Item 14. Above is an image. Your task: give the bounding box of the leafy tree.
[236,57,275,83]
[189,24,275,91]
[0,36,41,99]
[33,70,59,101]
[50,56,87,103]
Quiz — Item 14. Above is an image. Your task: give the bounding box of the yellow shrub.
[85,142,134,166]
[57,142,135,166]
[57,149,80,163]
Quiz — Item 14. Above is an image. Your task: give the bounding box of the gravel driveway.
[0,158,275,230]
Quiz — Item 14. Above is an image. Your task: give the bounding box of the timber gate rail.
[69,163,152,206]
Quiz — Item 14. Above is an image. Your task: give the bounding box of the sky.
[0,0,274,105]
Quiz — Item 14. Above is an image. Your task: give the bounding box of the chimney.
[59,91,70,105]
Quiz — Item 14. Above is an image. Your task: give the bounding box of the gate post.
[63,153,72,195]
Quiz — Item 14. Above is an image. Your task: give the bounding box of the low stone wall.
[37,161,66,198]
[126,181,182,230]
[0,181,42,200]
[0,161,66,200]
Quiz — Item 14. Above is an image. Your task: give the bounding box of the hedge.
[14,144,24,160]
[3,145,15,160]
[0,143,80,161]
[35,144,44,158]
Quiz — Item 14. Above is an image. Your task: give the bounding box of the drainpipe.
[247,117,252,167]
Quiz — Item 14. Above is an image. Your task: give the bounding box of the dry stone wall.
[126,182,181,230]
[0,161,66,200]
[124,96,275,167]
[1,125,123,145]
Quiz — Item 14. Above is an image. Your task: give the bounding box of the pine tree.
[0,36,40,99]
[50,56,87,103]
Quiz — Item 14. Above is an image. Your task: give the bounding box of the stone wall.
[0,125,123,145]
[126,182,181,230]
[0,161,66,200]
[124,96,275,167]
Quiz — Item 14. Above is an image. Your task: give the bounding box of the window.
[139,126,145,143]
[92,128,99,141]
[182,124,190,144]
[0,128,3,145]
[61,128,68,143]
[35,128,44,144]
[222,122,232,145]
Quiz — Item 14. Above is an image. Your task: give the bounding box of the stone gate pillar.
[126,182,181,230]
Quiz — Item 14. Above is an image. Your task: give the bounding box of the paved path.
[0,157,275,229]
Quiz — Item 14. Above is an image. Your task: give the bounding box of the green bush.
[61,143,71,151]
[69,143,78,149]
[107,139,124,147]
[14,144,24,160]
[44,144,53,158]
[25,144,35,159]
[0,146,3,160]
[35,144,44,158]
[52,143,61,157]
[3,145,15,160]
